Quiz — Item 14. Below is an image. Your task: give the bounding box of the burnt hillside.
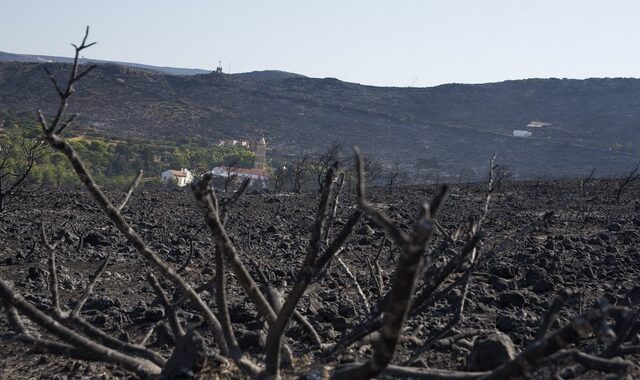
[1,61,639,178]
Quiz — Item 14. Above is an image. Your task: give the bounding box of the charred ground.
[1,179,639,378]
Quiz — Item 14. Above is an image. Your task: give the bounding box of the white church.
[210,137,270,189]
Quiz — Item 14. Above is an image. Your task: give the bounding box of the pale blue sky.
[1,0,638,87]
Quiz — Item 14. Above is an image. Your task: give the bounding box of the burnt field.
[0,177,639,379]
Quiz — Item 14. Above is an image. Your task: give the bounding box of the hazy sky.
[1,0,639,87]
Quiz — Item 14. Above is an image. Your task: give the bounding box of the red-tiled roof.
[221,167,270,178]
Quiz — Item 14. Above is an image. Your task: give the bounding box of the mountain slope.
[0,60,639,178]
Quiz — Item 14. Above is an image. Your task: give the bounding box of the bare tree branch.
[37,28,229,359]
[478,302,625,380]
[72,258,109,317]
[542,349,633,377]
[332,149,439,379]
[263,161,338,377]
[212,243,261,376]
[61,314,166,367]
[337,257,370,312]
[536,288,574,340]
[615,162,640,202]
[0,279,162,376]
[40,222,61,313]
[192,174,277,325]
[147,272,185,339]
[117,169,143,211]
[334,362,488,379]
[252,259,322,348]
[324,172,345,243]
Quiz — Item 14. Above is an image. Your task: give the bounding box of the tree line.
[0,118,256,187]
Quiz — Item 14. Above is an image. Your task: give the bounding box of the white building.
[210,166,269,180]
[161,168,194,187]
[527,121,552,128]
[217,139,250,147]
[513,130,532,138]
[210,166,270,189]
[211,137,269,189]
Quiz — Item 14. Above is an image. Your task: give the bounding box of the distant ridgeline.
[0,114,258,186]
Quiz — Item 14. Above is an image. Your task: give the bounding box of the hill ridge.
[0,51,306,80]
[1,60,639,179]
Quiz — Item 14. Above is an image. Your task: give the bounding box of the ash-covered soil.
[0,179,639,379]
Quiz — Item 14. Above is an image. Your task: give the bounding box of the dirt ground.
[0,178,639,379]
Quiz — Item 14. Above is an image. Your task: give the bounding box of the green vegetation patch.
[0,116,256,187]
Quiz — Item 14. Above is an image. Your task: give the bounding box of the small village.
[160,137,270,188]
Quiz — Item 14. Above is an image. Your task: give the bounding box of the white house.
[217,139,250,147]
[161,168,194,187]
[513,130,532,138]
[527,121,552,128]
